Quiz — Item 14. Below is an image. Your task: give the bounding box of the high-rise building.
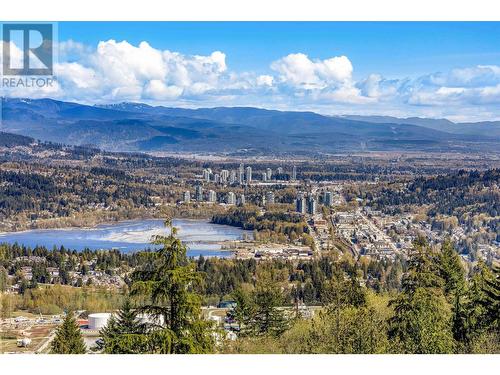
[227,191,236,205]
[202,168,211,182]
[208,190,217,203]
[292,165,297,181]
[277,167,283,174]
[265,191,275,205]
[324,191,333,207]
[195,185,203,201]
[296,193,306,214]
[221,169,229,183]
[261,172,267,182]
[229,170,237,184]
[214,173,220,184]
[245,166,252,184]
[239,194,246,206]
[183,191,191,203]
[307,195,316,215]
[239,163,245,184]
[266,168,272,180]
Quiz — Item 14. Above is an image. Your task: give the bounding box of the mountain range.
[1,97,499,155]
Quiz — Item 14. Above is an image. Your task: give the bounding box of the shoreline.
[0,218,253,255]
[0,213,215,235]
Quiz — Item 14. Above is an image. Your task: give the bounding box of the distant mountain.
[341,115,500,138]
[1,97,499,155]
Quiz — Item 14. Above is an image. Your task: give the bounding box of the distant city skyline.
[2,22,500,121]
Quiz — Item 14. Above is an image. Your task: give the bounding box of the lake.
[0,219,252,257]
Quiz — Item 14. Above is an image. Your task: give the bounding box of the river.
[0,218,252,257]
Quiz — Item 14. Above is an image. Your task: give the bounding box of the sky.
[3,22,500,121]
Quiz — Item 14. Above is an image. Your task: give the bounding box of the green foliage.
[50,312,86,354]
[388,287,453,353]
[289,270,387,353]
[231,285,290,337]
[388,239,454,353]
[3,233,498,354]
[98,299,147,354]
[438,240,466,297]
[130,220,215,353]
[251,282,290,337]
[0,266,8,292]
[229,292,389,354]
[452,263,500,353]
[322,273,367,311]
[307,306,388,353]
[212,206,308,243]
[16,284,124,315]
[478,264,500,330]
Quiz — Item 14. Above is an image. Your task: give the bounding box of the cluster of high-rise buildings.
[182,187,279,207]
[184,186,218,204]
[183,164,300,207]
[296,190,333,215]
[296,193,315,215]
[202,163,296,185]
[202,168,234,184]
[183,187,245,206]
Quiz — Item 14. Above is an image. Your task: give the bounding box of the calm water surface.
[0,219,252,257]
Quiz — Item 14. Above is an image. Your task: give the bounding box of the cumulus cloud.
[1,39,236,103]
[404,65,500,108]
[256,74,274,87]
[2,38,500,121]
[269,53,368,104]
[271,53,353,89]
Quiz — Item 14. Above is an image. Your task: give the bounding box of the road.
[35,328,57,353]
[356,208,398,252]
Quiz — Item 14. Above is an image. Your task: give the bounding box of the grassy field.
[1,320,58,353]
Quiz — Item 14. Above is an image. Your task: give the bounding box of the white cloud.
[319,56,353,82]
[3,40,233,103]
[435,65,500,87]
[143,80,183,100]
[271,53,353,90]
[269,53,367,104]
[2,38,500,121]
[256,74,274,87]
[56,62,98,89]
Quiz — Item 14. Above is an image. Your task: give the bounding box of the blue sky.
[58,22,500,78]
[4,22,500,121]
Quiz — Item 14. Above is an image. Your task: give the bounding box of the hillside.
[1,97,499,155]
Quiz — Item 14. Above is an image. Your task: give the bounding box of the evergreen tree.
[322,269,367,310]
[388,239,454,353]
[478,264,499,330]
[231,287,256,336]
[438,240,465,297]
[251,280,289,337]
[50,312,86,354]
[401,238,443,292]
[131,219,214,353]
[98,299,148,354]
[18,277,28,295]
[302,281,316,304]
[451,290,473,351]
[0,267,8,292]
[231,278,290,337]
